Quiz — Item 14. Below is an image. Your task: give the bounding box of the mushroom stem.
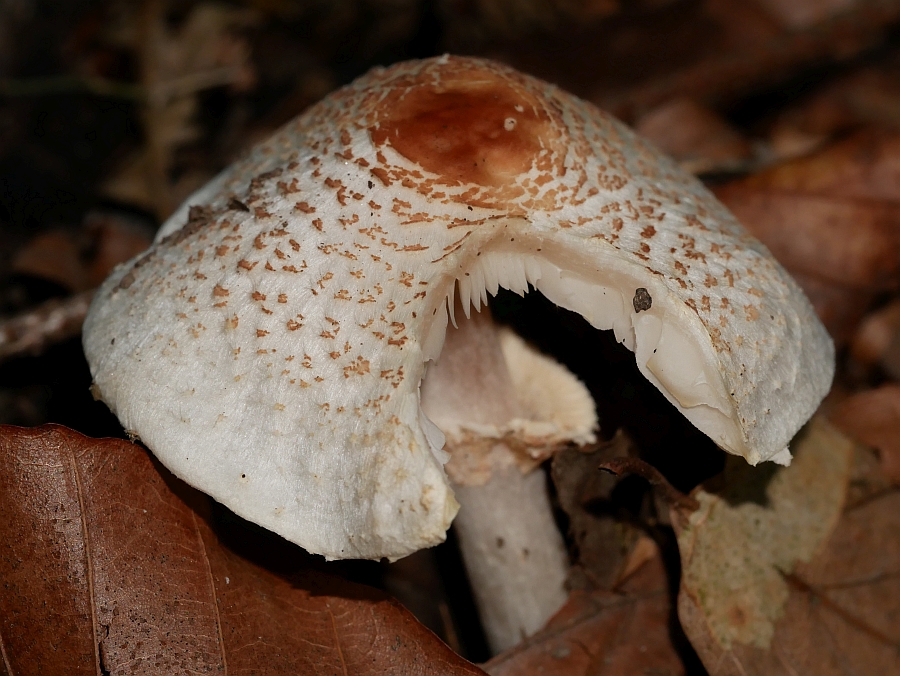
[451,466,569,653]
[421,304,569,654]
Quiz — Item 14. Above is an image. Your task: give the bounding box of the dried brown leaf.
[676,419,853,652]
[598,0,900,119]
[849,298,900,368]
[788,272,874,346]
[770,67,900,158]
[830,384,900,484]
[634,98,753,175]
[480,0,900,124]
[676,418,900,675]
[678,449,900,675]
[11,231,87,291]
[754,0,856,30]
[0,424,484,676]
[550,431,641,590]
[715,131,900,341]
[738,129,900,202]
[715,187,900,291]
[483,552,685,676]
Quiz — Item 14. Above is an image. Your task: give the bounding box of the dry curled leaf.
[716,189,900,290]
[737,129,900,203]
[830,384,900,484]
[634,98,753,175]
[483,551,685,676]
[550,430,642,590]
[849,298,900,369]
[10,231,87,292]
[0,424,485,676]
[715,131,900,341]
[768,65,900,159]
[676,417,900,675]
[679,444,900,675]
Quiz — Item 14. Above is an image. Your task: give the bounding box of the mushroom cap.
[83,56,833,560]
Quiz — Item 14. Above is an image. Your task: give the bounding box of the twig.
[0,76,142,100]
[0,69,240,103]
[139,0,175,221]
[599,457,700,512]
[146,67,247,107]
[0,291,94,363]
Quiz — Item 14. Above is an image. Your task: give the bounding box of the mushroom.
[83,55,833,584]
[419,300,596,652]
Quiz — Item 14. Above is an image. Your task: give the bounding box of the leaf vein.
[192,512,228,675]
[67,438,104,676]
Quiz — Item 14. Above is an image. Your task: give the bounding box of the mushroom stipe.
[83,56,833,562]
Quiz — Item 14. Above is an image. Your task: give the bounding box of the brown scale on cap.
[83,56,833,561]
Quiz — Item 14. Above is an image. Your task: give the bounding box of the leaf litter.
[675,417,900,675]
[831,384,900,485]
[484,548,685,676]
[478,431,692,676]
[0,424,485,675]
[7,4,900,674]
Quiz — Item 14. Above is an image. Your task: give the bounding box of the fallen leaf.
[715,186,900,291]
[601,0,900,118]
[678,443,900,675]
[849,298,900,369]
[754,0,856,30]
[737,129,900,202]
[11,231,87,291]
[479,0,900,124]
[788,272,874,345]
[550,430,643,590]
[715,131,900,341]
[483,551,685,676]
[676,418,900,674]
[0,424,485,675]
[769,66,900,158]
[830,384,900,484]
[676,418,852,652]
[634,98,753,175]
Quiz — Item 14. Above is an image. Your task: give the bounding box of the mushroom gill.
[419,243,744,465]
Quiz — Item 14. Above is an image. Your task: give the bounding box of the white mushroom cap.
[83,56,833,560]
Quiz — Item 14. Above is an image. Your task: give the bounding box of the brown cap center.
[370,71,553,188]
